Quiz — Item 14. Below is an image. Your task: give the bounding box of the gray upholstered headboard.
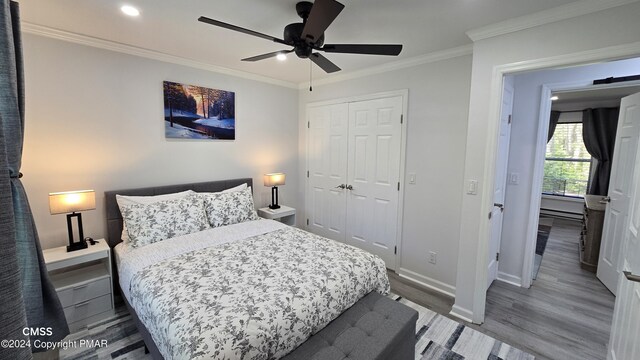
[104,178,253,249]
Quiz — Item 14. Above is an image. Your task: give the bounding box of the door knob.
[335,184,346,189]
[600,196,611,204]
[346,185,354,190]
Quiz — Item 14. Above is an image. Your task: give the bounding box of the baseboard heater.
[540,207,582,221]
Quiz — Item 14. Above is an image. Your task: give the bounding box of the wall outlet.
[428,251,437,265]
[408,173,416,184]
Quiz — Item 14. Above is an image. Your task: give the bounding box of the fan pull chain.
[309,59,313,92]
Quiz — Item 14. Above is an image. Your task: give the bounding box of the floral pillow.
[119,193,209,248]
[200,187,259,228]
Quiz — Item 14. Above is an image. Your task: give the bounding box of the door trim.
[305,89,409,271]
[459,41,640,325]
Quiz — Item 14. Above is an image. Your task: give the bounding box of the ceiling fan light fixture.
[276,53,287,61]
[121,5,140,17]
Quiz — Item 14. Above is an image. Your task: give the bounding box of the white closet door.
[346,96,403,269]
[307,104,349,241]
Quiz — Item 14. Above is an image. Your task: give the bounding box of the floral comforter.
[125,220,390,359]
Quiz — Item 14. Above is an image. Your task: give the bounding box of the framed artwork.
[163,81,235,140]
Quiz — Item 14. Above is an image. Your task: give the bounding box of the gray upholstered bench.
[283,291,418,360]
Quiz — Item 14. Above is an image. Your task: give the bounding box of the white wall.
[498,57,640,285]
[298,55,472,295]
[21,34,299,249]
[454,1,640,322]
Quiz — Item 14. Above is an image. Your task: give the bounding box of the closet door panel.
[346,96,403,269]
[307,104,348,241]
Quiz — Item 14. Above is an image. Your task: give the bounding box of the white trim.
[450,305,474,323]
[22,21,472,91]
[468,41,640,324]
[305,89,409,271]
[466,0,640,42]
[397,268,456,298]
[21,22,299,89]
[497,271,522,287]
[298,45,473,90]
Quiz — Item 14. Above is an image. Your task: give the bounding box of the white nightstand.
[258,205,296,226]
[43,240,114,332]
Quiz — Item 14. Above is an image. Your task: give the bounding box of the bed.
[104,178,394,359]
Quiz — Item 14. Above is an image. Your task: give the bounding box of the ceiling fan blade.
[310,53,341,73]
[301,0,345,44]
[321,44,403,56]
[242,50,294,62]
[198,16,287,45]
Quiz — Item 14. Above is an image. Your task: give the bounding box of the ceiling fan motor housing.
[284,22,324,58]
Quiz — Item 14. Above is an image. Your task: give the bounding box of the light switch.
[509,173,520,185]
[467,180,478,195]
[408,173,416,184]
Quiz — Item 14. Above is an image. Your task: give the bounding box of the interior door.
[307,103,349,242]
[598,92,640,295]
[345,96,403,270]
[487,79,514,289]
[607,92,640,360]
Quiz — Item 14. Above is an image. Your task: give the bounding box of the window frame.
[542,121,593,199]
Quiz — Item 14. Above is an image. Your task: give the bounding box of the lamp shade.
[49,190,96,215]
[264,173,286,187]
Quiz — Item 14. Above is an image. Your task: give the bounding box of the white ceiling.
[20,0,578,84]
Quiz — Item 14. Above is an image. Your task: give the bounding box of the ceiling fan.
[198,0,403,74]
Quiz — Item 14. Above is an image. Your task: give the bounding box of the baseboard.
[449,304,474,323]
[397,268,456,298]
[496,271,523,287]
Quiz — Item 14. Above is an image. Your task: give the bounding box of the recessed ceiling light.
[276,53,287,61]
[550,95,559,101]
[121,5,140,17]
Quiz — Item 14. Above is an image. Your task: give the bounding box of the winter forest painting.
[163,81,235,140]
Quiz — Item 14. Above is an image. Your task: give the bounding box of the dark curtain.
[547,111,561,143]
[0,1,69,357]
[582,107,620,195]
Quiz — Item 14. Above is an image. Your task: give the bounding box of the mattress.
[115,219,390,359]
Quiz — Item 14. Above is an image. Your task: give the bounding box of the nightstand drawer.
[63,293,112,324]
[57,277,111,308]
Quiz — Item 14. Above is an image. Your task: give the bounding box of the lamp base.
[268,204,281,210]
[67,240,88,252]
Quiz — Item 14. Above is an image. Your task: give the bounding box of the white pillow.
[220,183,247,193]
[201,187,259,228]
[119,193,209,248]
[117,190,194,243]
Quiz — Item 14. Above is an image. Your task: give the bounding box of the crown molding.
[466,0,640,42]
[21,22,299,89]
[297,44,473,90]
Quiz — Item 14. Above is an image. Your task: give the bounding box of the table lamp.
[264,173,285,210]
[49,190,96,252]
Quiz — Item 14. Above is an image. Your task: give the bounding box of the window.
[543,123,592,197]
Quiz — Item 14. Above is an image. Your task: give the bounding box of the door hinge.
[394,246,397,255]
[307,170,309,178]
[306,218,309,226]
[308,121,310,128]
[488,211,492,220]
[397,182,400,191]
[496,252,500,261]
[400,114,403,124]
[508,115,512,124]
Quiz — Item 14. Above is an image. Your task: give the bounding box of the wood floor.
[389,218,616,360]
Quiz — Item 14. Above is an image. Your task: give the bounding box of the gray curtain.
[547,111,561,143]
[0,1,69,357]
[582,107,620,195]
